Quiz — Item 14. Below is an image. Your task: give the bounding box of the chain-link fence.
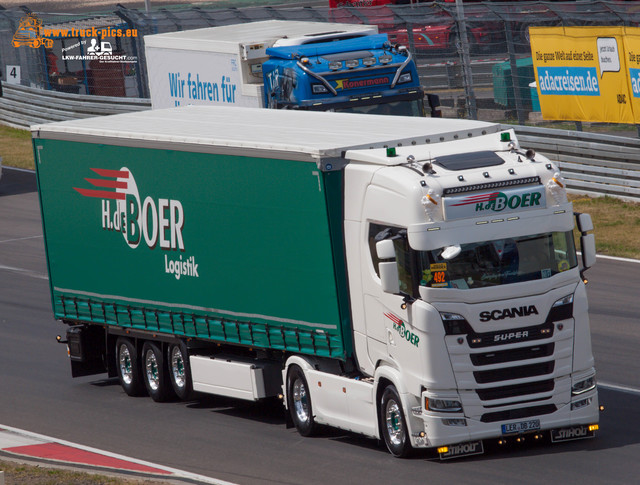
[1,1,639,124]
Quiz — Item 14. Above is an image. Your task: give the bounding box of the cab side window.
[368,223,417,297]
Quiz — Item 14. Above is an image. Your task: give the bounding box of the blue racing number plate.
[501,419,540,434]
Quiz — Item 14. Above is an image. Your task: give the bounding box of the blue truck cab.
[263,33,425,116]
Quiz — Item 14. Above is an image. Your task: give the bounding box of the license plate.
[501,419,540,434]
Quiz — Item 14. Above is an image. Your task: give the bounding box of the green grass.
[0,124,34,170]
[570,195,640,260]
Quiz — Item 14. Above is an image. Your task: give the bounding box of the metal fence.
[2,1,640,125]
[0,83,150,128]
[504,124,640,201]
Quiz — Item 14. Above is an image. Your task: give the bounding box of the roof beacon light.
[501,132,511,142]
[386,147,397,157]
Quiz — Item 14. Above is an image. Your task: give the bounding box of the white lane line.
[595,254,640,264]
[2,166,35,174]
[0,264,48,280]
[598,381,640,396]
[0,235,43,244]
[0,424,238,485]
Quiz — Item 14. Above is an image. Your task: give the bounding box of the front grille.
[468,322,554,348]
[474,361,555,384]
[471,343,554,366]
[476,379,554,401]
[481,404,557,423]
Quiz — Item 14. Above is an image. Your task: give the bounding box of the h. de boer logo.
[74,167,199,280]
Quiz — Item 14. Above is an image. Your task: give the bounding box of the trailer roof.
[32,106,499,162]
[143,20,377,54]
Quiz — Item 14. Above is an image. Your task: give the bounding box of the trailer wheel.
[142,341,175,402]
[380,385,412,457]
[116,337,145,397]
[286,365,316,437]
[167,342,193,400]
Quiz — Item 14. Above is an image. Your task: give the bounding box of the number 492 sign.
[6,65,21,85]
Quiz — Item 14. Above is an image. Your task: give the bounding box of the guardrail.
[1,83,638,202]
[507,124,640,202]
[0,83,150,128]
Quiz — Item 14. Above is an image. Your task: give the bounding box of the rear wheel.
[380,385,412,457]
[287,365,317,437]
[167,342,193,400]
[142,341,175,402]
[116,337,145,397]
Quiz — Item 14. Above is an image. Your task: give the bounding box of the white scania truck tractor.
[33,106,599,459]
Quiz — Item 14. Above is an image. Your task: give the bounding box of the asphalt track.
[1,167,639,484]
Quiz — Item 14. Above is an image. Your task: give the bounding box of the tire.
[286,365,317,437]
[380,385,412,457]
[115,337,146,397]
[141,341,175,402]
[167,342,193,401]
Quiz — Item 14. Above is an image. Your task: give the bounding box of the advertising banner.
[530,26,634,123]
[622,29,640,123]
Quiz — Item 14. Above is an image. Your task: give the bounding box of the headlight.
[312,84,329,94]
[572,376,596,396]
[553,294,574,307]
[397,72,412,84]
[439,312,469,336]
[426,397,463,413]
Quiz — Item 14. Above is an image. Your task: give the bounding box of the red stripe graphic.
[91,168,129,178]
[74,167,129,199]
[384,312,403,325]
[74,188,125,200]
[450,192,499,207]
[85,178,128,189]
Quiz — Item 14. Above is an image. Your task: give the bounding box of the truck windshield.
[336,99,423,117]
[417,231,578,289]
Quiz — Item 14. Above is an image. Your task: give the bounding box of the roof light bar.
[443,176,541,196]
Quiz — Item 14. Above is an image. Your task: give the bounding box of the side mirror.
[376,239,395,259]
[576,213,594,233]
[575,212,596,273]
[581,234,596,269]
[376,240,400,294]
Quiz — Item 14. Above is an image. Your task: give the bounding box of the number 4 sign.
[6,65,21,85]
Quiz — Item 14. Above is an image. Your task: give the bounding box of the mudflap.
[66,325,107,377]
[438,440,484,460]
[550,424,598,443]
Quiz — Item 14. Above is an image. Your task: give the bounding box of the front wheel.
[380,385,412,457]
[142,341,175,402]
[286,365,317,437]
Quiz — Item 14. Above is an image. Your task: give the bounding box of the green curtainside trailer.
[35,119,351,360]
